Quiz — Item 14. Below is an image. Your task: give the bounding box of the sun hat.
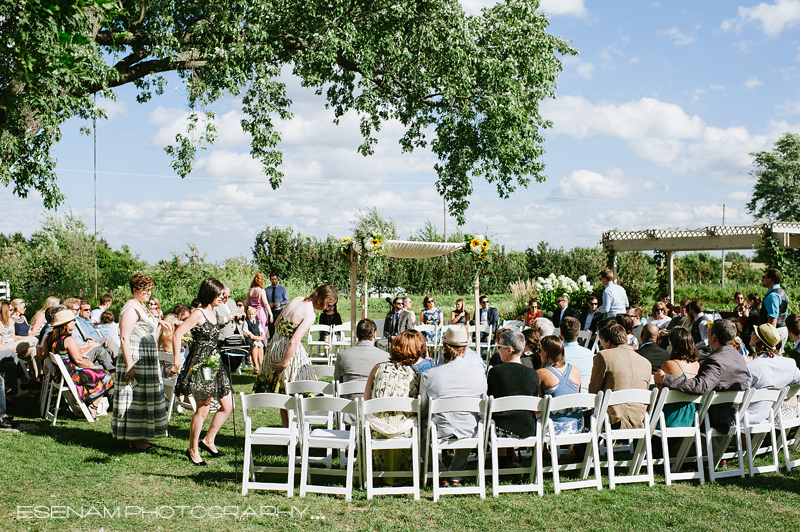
[442,325,469,347]
[51,309,77,327]
[753,323,781,349]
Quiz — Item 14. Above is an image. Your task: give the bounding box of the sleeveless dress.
[54,335,113,401]
[660,370,697,428]
[421,308,443,344]
[524,310,541,326]
[544,364,584,436]
[248,292,269,340]
[175,318,232,402]
[253,319,316,394]
[112,302,168,441]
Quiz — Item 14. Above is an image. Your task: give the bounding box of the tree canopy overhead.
[746,132,800,222]
[1,0,576,222]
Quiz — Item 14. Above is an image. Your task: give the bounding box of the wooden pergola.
[601,222,800,301]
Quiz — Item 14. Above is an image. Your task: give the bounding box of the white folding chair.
[543,392,603,494]
[484,395,547,497]
[414,324,438,353]
[422,397,487,502]
[592,388,658,489]
[307,325,332,364]
[501,320,524,332]
[701,389,753,482]
[468,324,492,362]
[46,353,96,424]
[312,365,335,379]
[240,392,298,496]
[158,350,196,420]
[776,384,800,471]
[330,322,352,354]
[286,380,336,466]
[577,330,592,348]
[648,389,710,485]
[39,356,56,419]
[298,395,361,501]
[361,396,421,499]
[743,387,786,477]
[336,379,367,399]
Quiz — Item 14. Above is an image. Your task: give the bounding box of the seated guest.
[335,318,390,400]
[532,317,556,338]
[384,297,413,342]
[403,296,417,326]
[655,319,748,432]
[90,294,113,325]
[95,310,120,347]
[471,295,499,341]
[626,306,644,343]
[66,298,118,371]
[656,328,701,428]
[487,330,540,467]
[30,296,60,338]
[521,328,543,371]
[451,299,470,325]
[420,325,487,484]
[589,323,651,429]
[48,309,114,419]
[363,330,422,475]
[520,298,541,327]
[730,318,749,358]
[242,307,265,373]
[686,300,711,354]
[173,305,191,322]
[0,343,23,400]
[157,314,179,376]
[649,302,671,330]
[551,294,579,328]
[0,374,15,428]
[787,314,800,370]
[560,316,593,384]
[746,323,800,424]
[488,328,511,367]
[578,296,602,333]
[615,314,639,350]
[147,297,164,320]
[318,302,343,356]
[537,336,583,435]
[4,300,39,378]
[637,323,669,374]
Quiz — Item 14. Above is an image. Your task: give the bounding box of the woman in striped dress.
[112,273,168,451]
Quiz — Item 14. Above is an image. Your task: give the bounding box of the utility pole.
[721,204,726,288]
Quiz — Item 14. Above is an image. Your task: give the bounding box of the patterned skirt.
[62,357,113,401]
[254,320,316,394]
[111,339,168,441]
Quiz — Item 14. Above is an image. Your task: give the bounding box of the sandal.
[88,404,99,420]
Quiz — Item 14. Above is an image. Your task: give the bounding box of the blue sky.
[4,0,800,262]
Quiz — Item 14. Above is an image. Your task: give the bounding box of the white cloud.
[96,99,128,122]
[777,96,800,114]
[657,26,695,46]
[709,85,726,91]
[721,0,800,36]
[558,170,625,199]
[561,56,595,79]
[727,191,751,201]
[149,107,251,150]
[745,76,763,89]
[588,203,751,236]
[543,95,798,185]
[539,0,588,17]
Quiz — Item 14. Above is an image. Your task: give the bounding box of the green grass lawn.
[3,370,800,532]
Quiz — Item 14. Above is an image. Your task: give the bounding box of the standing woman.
[173,278,233,465]
[254,284,338,427]
[113,273,169,451]
[450,299,470,325]
[419,296,444,345]
[247,273,273,342]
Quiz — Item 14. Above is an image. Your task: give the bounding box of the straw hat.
[753,323,781,349]
[51,309,77,327]
[442,325,469,347]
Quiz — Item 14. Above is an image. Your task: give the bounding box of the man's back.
[637,342,669,374]
[421,357,487,439]
[563,341,594,383]
[334,341,390,386]
[588,345,650,428]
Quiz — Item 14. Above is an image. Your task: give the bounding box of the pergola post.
[610,250,618,281]
[473,273,480,359]
[667,251,674,304]
[349,246,358,347]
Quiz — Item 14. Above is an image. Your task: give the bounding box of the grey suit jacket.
[216,300,240,341]
[334,341,390,390]
[661,344,748,430]
[384,311,413,338]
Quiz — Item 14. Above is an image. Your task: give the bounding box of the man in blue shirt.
[265,273,289,337]
[69,299,117,371]
[599,268,628,318]
[759,268,789,351]
[560,316,593,387]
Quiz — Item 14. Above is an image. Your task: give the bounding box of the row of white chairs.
[239,383,800,500]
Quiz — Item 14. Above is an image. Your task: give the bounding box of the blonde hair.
[10,299,25,314]
[33,296,61,323]
[158,314,179,351]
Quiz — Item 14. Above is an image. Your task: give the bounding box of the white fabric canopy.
[385,240,463,259]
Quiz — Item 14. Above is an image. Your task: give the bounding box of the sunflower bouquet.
[464,233,491,262]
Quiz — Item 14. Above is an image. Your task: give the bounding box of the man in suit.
[384,297,413,341]
[265,273,289,337]
[654,319,748,431]
[334,319,389,400]
[551,293,579,328]
[637,323,669,374]
[578,296,602,333]
[588,323,651,429]
[471,295,499,341]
